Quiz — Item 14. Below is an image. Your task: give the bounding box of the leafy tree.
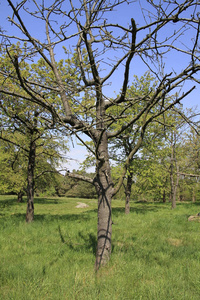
[109,72,173,212]
[0,45,68,221]
[130,112,200,206]
[0,139,26,199]
[0,112,67,221]
[175,126,200,202]
[0,0,200,269]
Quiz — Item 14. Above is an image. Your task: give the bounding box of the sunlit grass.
[0,195,200,299]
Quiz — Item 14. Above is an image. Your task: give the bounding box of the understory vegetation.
[1,195,200,299]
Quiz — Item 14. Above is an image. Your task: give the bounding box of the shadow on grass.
[0,196,60,208]
[2,209,97,223]
[0,196,71,207]
[34,198,61,204]
[34,212,96,222]
[34,197,97,205]
[191,202,200,207]
[112,203,164,217]
[0,197,21,208]
[42,230,97,273]
[58,225,97,256]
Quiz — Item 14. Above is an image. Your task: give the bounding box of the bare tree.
[0,0,200,270]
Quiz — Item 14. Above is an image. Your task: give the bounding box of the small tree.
[0,139,26,199]
[0,49,68,221]
[109,72,173,212]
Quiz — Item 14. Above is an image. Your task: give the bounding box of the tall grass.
[0,195,200,299]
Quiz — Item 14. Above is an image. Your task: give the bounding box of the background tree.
[0,0,200,270]
[0,138,26,200]
[0,44,70,222]
[108,72,175,213]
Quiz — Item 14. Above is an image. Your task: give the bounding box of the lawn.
[0,195,200,299]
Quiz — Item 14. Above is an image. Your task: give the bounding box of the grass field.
[0,195,200,299]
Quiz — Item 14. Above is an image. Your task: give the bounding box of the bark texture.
[17,191,23,203]
[94,132,113,271]
[125,171,133,214]
[26,139,36,223]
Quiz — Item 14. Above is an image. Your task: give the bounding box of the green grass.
[1,196,200,299]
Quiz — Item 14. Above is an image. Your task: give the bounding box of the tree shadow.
[191,202,200,207]
[57,225,97,256]
[34,212,94,222]
[112,205,160,217]
[34,198,60,204]
[0,197,20,208]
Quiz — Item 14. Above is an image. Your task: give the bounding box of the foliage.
[0,140,26,195]
[0,44,69,201]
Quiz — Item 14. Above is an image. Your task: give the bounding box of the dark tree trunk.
[173,165,180,206]
[125,171,133,214]
[94,132,114,271]
[26,139,36,223]
[170,158,176,208]
[162,190,166,203]
[17,190,23,203]
[192,187,196,203]
[170,132,176,209]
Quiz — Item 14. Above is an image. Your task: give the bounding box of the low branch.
[178,172,200,178]
[35,168,66,180]
[65,171,94,184]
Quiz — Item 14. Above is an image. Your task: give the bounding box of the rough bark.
[125,171,133,214]
[192,187,196,203]
[94,132,114,271]
[26,139,36,223]
[162,190,166,203]
[17,190,23,203]
[170,133,177,209]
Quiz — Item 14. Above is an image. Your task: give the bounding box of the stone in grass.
[76,202,89,208]
[188,213,200,222]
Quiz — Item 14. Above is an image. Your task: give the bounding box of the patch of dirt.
[76,202,89,208]
[167,238,183,247]
[188,214,200,222]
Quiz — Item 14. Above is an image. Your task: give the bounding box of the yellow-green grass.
[0,195,200,299]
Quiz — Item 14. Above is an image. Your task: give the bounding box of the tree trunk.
[125,171,133,214]
[170,156,176,209]
[172,165,180,208]
[162,190,166,203]
[26,139,36,223]
[94,132,114,271]
[17,190,23,203]
[170,132,177,209]
[192,187,196,203]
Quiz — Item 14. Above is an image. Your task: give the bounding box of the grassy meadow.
[0,195,200,299]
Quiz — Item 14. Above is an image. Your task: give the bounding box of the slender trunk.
[26,139,36,223]
[162,190,166,203]
[125,171,133,214]
[94,132,113,271]
[192,187,196,203]
[173,165,180,205]
[170,132,177,209]
[170,153,176,209]
[178,184,184,202]
[17,190,23,203]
